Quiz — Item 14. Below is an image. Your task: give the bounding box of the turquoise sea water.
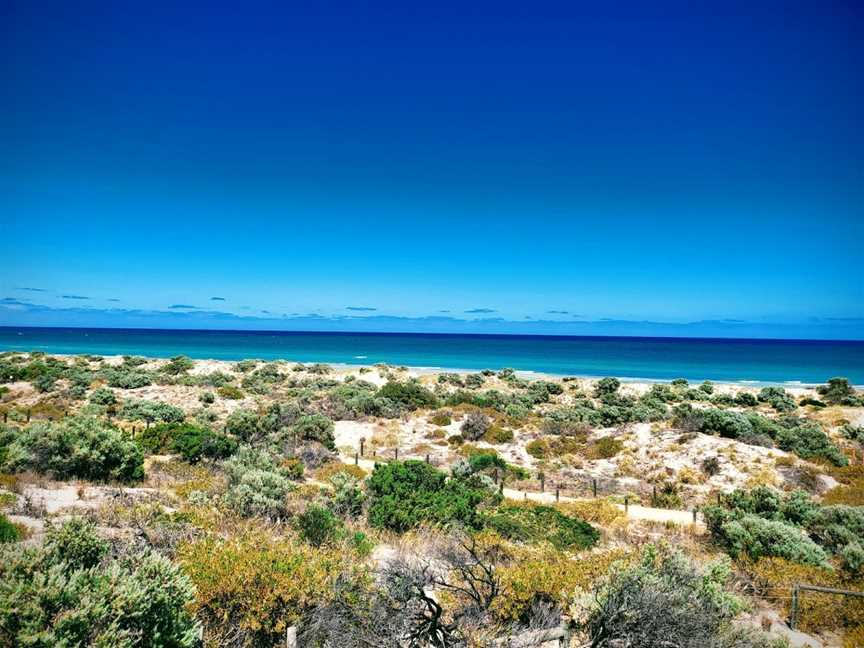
[1,327,862,384]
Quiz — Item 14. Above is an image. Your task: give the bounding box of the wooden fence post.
[790,584,799,630]
[360,438,364,457]
[555,488,559,503]
[394,447,398,461]
[624,496,629,513]
[592,479,597,498]
[354,452,358,466]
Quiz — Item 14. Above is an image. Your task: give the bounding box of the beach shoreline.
[5,351,848,391]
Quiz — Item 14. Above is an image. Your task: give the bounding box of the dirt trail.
[336,454,704,528]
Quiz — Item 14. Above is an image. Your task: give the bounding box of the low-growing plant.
[429,411,452,426]
[0,517,199,647]
[482,424,514,444]
[178,531,360,647]
[587,435,623,459]
[485,502,599,549]
[0,512,20,543]
[217,384,244,400]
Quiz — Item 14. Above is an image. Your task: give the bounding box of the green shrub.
[297,505,342,547]
[734,392,758,407]
[0,518,199,647]
[5,416,143,482]
[161,355,194,375]
[650,481,682,509]
[225,408,261,441]
[429,411,452,426]
[293,413,335,449]
[841,424,864,442]
[590,436,623,459]
[583,544,773,648]
[817,377,860,405]
[367,460,498,532]
[44,517,109,569]
[0,512,20,543]
[89,387,117,406]
[221,447,295,517]
[240,363,286,394]
[483,425,514,444]
[774,420,847,467]
[104,367,152,389]
[171,424,238,463]
[217,384,244,400]
[758,387,797,412]
[199,391,215,404]
[526,438,549,459]
[377,381,439,410]
[120,399,185,424]
[710,512,828,567]
[136,423,176,454]
[594,377,621,399]
[234,359,258,372]
[328,472,366,518]
[485,503,599,550]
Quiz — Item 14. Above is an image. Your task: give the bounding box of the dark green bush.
[773,419,847,467]
[758,387,796,412]
[817,377,860,405]
[367,460,498,532]
[0,513,20,543]
[171,424,237,463]
[734,392,758,407]
[161,355,194,375]
[297,505,342,547]
[594,377,621,400]
[377,381,439,410]
[485,504,599,549]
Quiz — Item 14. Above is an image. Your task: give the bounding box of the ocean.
[0,327,862,385]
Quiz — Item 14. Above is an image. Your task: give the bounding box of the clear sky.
[1,1,862,338]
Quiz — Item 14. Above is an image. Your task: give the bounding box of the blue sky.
[1,1,862,338]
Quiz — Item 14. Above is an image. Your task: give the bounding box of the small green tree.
[297,505,342,547]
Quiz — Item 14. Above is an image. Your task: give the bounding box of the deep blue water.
[1,327,863,384]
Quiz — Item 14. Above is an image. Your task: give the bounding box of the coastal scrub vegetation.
[0,351,861,645]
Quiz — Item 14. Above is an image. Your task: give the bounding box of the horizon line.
[2,324,863,345]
